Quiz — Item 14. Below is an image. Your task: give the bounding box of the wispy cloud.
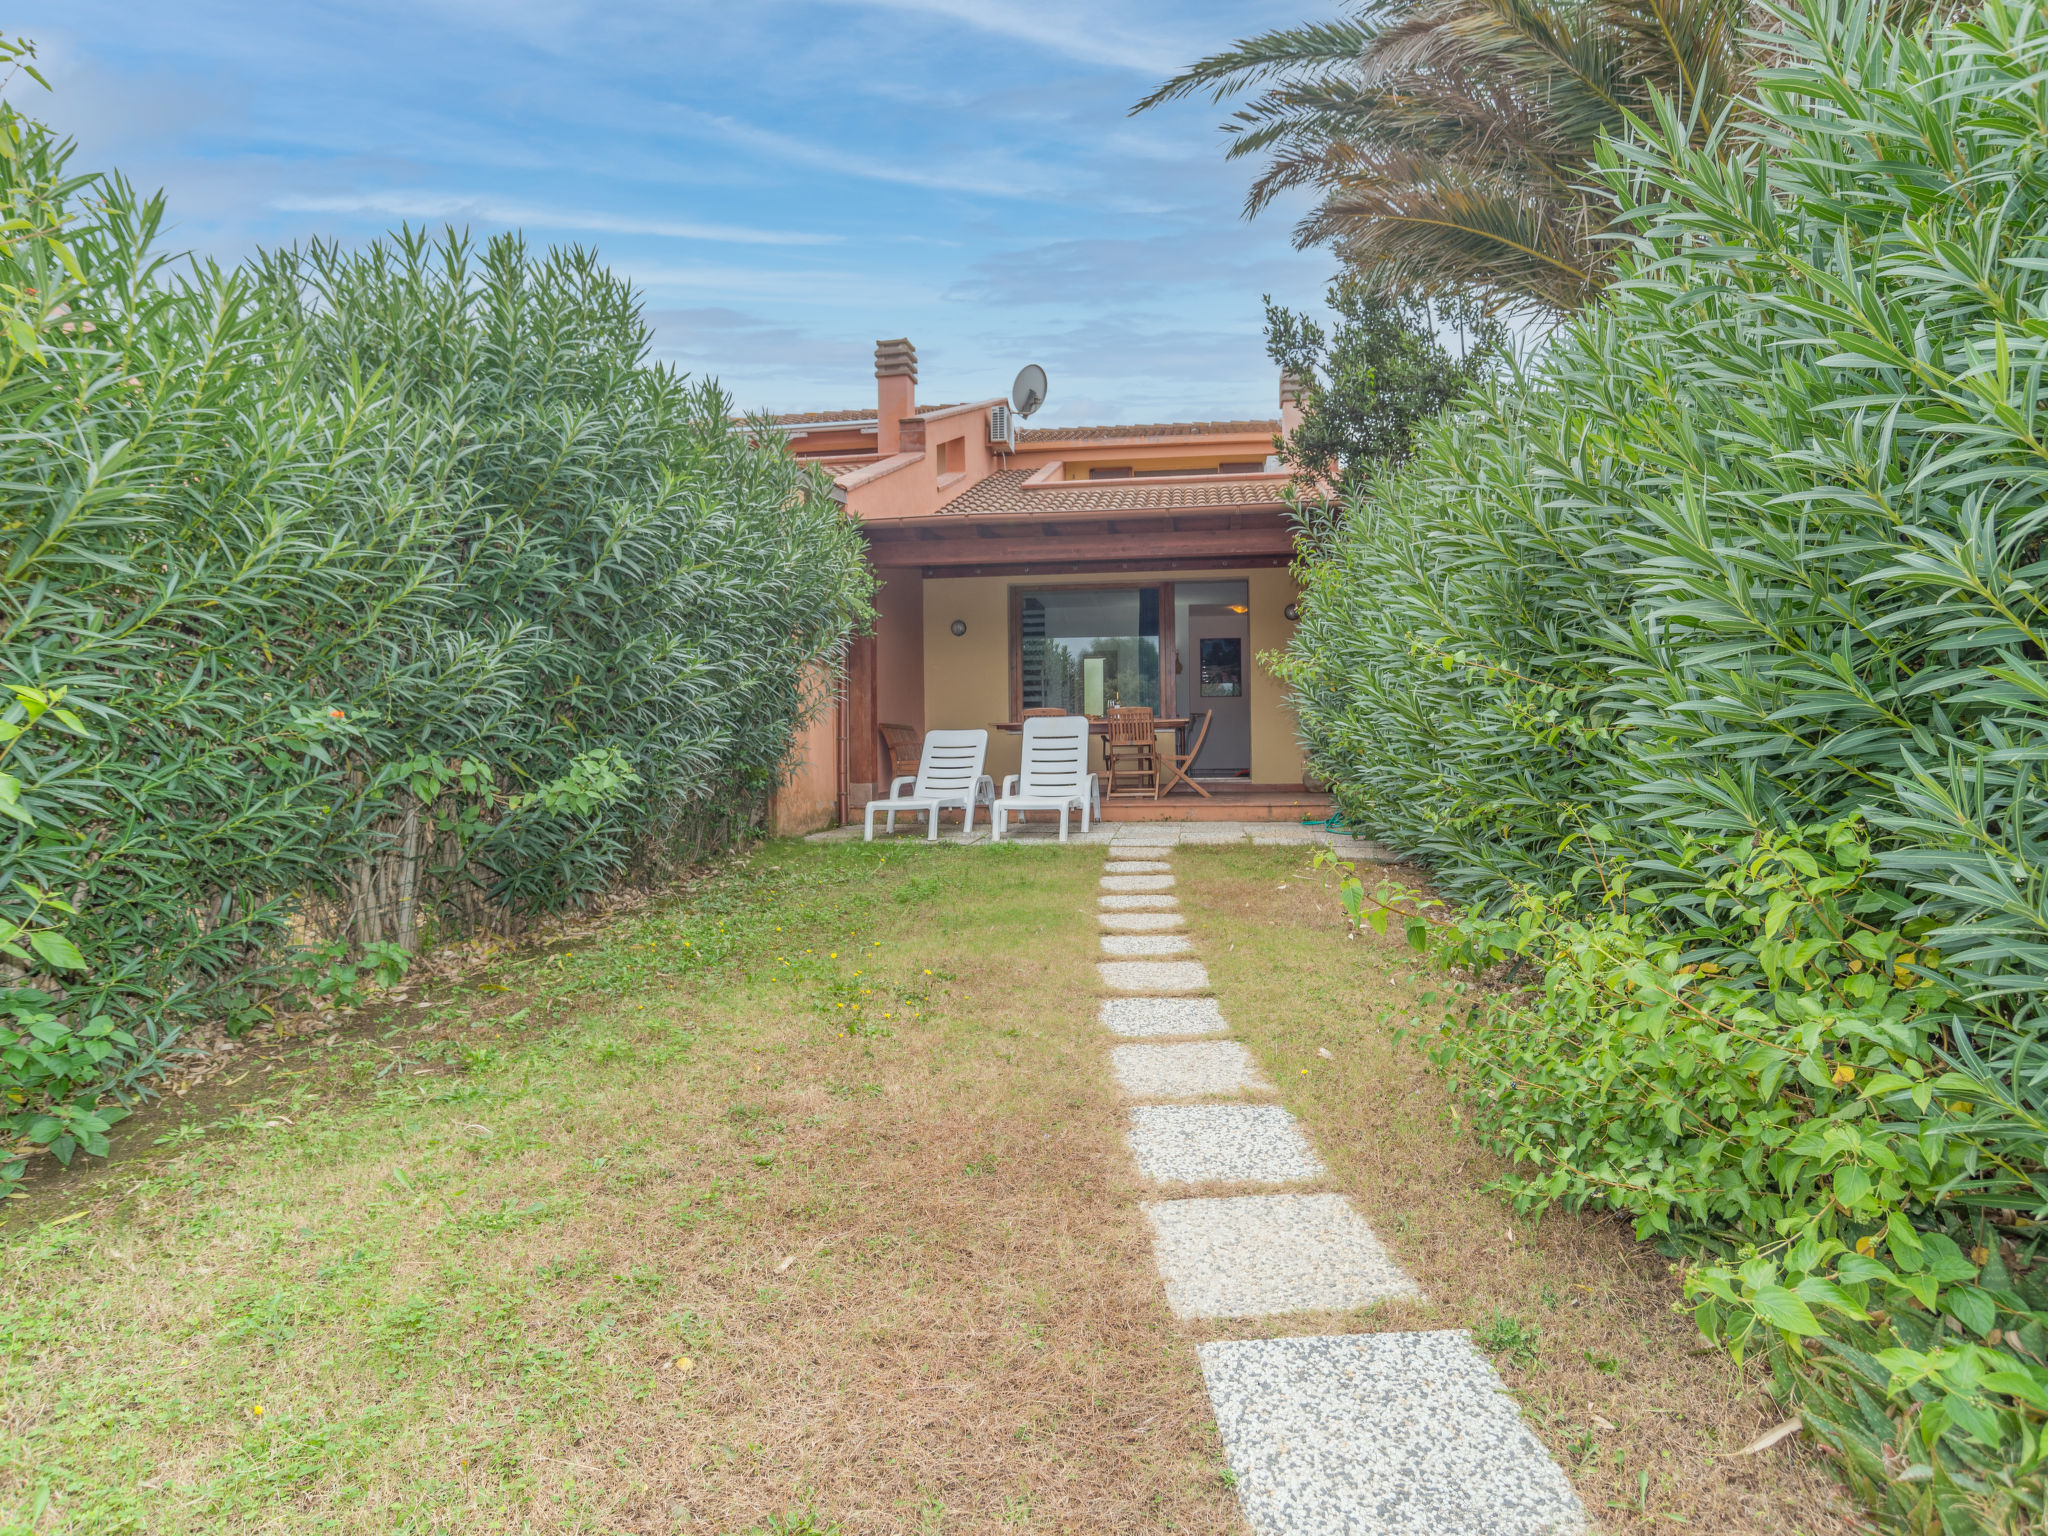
[665,107,1070,201]
[811,0,1183,74]
[23,0,1330,423]
[271,191,840,246]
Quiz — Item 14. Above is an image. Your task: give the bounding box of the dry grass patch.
[1,841,1236,1535]
[1171,843,1860,1536]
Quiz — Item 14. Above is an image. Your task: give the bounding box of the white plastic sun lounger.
[992,715,1095,842]
[863,728,992,841]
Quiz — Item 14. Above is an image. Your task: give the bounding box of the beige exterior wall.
[923,577,1023,781]
[920,566,1305,787]
[1245,566,1306,786]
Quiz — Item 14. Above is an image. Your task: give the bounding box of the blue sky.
[15,1,1332,427]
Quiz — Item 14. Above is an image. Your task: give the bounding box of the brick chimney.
[875,338,917,455]
[1279,369,1308,442]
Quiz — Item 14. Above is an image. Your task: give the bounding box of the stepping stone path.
[1089,836,1586,1534]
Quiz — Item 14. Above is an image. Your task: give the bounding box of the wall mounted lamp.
[1283,602,1301,621]
[950,619,967,636]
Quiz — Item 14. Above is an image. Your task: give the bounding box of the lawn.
[0,838,1847,1534]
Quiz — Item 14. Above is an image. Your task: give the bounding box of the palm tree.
[1133,0,1750,316]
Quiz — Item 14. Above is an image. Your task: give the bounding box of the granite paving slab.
[993,827,1116,845]
[1112,1041,1270,1099]
[1248,830,1319,845]
[1104,859,1173,874]
[1143,1194,1416,1317]
[1101,874,1176,893]
[1101,996,1230,1037]
[1098,893,1179,911]
[1099,960,1209,993]
[1174,825,1258,843]
[1198,1332,1586,1536]
[1328,839,1401,864]
[1126,1104,1323,1183]
[1098,911,1186,933]
[1100,933,1194,957]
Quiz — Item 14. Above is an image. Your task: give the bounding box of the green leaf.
[26,931,84,970]
[1833,1165,1873,1212]
[1748,1284,1826,1338]
[1944,1286,1997,1337]
[1887,1213,1925,1273]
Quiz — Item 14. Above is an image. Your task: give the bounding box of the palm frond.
[1137,0,1753,313]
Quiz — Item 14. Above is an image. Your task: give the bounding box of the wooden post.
[846,631,879,808]
[1158,581,1176,716]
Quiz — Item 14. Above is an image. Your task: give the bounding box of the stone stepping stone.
[1104,859,1172,874]
[1098,893,1178,911]
[1101,997,1229,1037]
[1327,839,1401,864]
[1126,1104,1323,1184]
[1099,911,1185,933]
[1101,933,1193,957]
[1144,1194,1418,1318]
[1112,1041,1270,1099]
[1102,874,1175,893]
[1198,1331,1587,1535]
[1146,1196,1417,1318]
[1099,960,1208,993]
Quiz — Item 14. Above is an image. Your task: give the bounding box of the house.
[769,339,1328,831]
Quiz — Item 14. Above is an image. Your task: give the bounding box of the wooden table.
[988,718,1202,800]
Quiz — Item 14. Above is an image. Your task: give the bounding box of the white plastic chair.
[864,729,992,841]
[992,715,1095,842]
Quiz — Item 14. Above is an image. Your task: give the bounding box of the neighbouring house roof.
[1018,419,1280,444]
[921,468,1288,521]
[768,407,874,426]
[766,403,970,429]
[765,410,1278,440]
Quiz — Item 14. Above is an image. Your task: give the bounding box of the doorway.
[1174,581,1251,777]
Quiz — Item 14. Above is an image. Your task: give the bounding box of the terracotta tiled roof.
[767,403,971,428]
[934,469,1287,519]
[770,408,874,426]
[766,411,1277,438]
[1017,419,1280,444]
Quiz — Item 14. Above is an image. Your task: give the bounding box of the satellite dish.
[1011,364,1048,418]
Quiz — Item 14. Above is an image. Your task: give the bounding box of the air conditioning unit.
[987,403,1016,451]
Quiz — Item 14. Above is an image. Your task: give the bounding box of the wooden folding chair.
[1104,706,1159,797]
[878,723,920,784]
[1159,709,1213,799]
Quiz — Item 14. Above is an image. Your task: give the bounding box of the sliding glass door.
[1017,587,1161,714]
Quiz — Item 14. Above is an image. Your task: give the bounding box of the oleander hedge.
[0,105,872,1187]
[1280,0,2048,1524]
